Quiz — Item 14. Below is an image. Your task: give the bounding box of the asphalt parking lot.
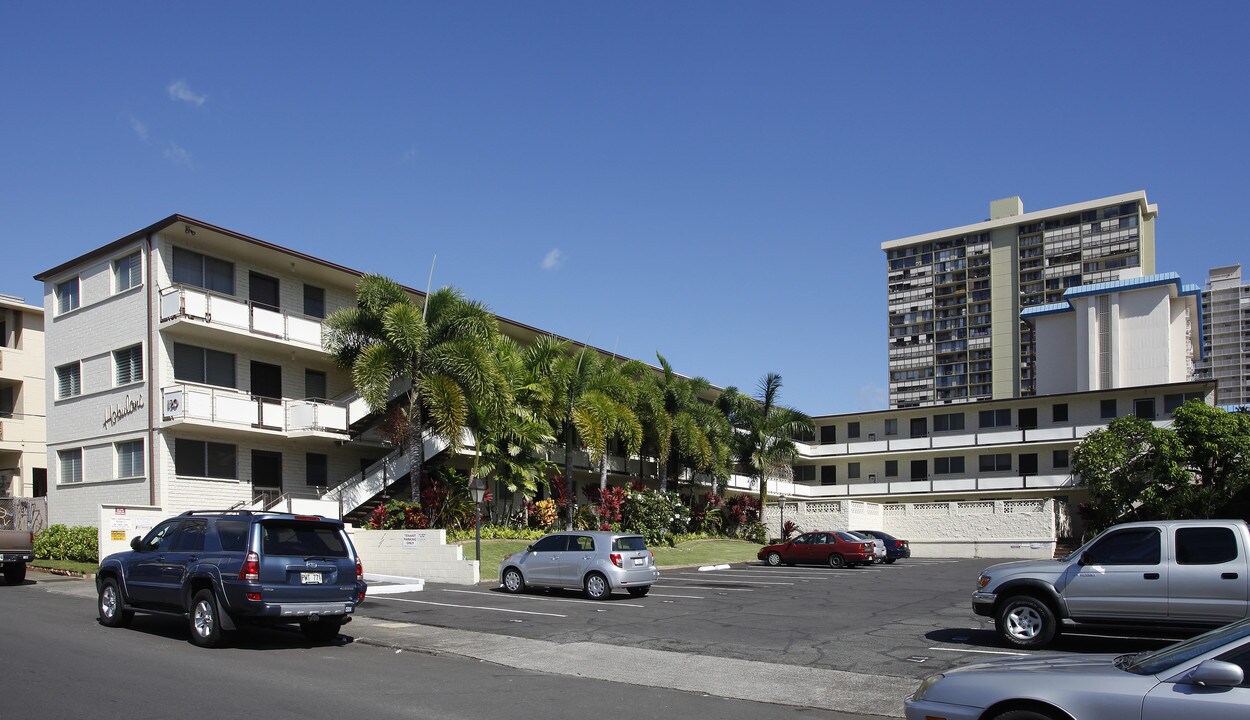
[357,556,1181,684]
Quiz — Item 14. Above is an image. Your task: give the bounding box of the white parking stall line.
[653,584,754,592]
[928,647,1026,656]
[666,575,791,585]
[647,592,704,599]
[441,589,645,608]
[681,571,825,581]
[724,570,842,579]
[370,596,567,617]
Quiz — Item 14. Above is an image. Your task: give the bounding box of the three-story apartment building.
[0,294,45,498]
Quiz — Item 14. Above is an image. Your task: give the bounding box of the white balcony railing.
[159,285,325,349]
[161,384,354,437]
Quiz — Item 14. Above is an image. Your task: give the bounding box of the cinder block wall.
[346,528,480,584]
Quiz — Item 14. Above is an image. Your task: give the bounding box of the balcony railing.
[159,285,325,349]
[160,384,355,437]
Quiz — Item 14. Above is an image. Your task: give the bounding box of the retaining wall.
[346,528,479,584]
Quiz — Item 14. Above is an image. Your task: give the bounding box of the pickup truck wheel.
[300,618,344,642]
[98,577,133,628]
[996,595,1058,649]
[189,589,227,648]
[4,562,26,584]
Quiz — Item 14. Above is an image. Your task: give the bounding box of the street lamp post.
[469,476,487,562]
[779,494,786,542]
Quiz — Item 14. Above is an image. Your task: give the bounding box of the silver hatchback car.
[499,531,659,600]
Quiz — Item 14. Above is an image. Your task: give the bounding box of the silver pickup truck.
[973,519,1250,648]
[1,529,34,584]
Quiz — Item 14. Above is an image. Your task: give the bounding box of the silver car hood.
[946,653,1122,675]
[923,652,1161,710]
[980,558,1069,581]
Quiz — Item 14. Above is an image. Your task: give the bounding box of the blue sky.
[3,3,1247,415]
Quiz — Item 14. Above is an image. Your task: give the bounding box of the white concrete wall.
[346,528,479,585]
[1118,289,1170,386]
[1033,314,1075,397]
[764,498,1056,559]
[96,504,167,562]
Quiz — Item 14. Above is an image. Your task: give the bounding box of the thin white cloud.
[541,249,564,271]
[167,79,207,107]
[856,383,887,410]
[129,116,149,141]
[163,141,192,167]
[401,145,418,162]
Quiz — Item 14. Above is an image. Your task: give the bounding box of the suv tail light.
[609,553,623,568]
[356,556,364,581]
[238,551,260,581]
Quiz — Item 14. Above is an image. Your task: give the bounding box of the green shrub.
[34,524,99,563]
[621,488,688,546]
[447,525,547,542]
[741,521,768,545]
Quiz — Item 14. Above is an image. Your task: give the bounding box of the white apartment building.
[883,192,1157,408]
[1023,273,1202,396]
[0,294,46,498]
[781,381,1212,508]
[1197,264,1250,407]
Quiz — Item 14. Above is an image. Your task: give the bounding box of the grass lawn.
[453,538,762,579]
[31,559,99,575]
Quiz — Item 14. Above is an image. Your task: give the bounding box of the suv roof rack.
[179,509,255,516]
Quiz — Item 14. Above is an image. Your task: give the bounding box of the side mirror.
[1173,659,1244,688]
[130,536,144,552]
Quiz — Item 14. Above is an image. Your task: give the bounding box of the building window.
[172,246,235,295]
[306,453,329,486]
[1134,398,1156,420]
[934,413,964,432]
[1164,394,1185,413]
[884,460,898,477]
[1019,453,1038,475]
[303,284,326,319]
[113,252,142,293]
[848,462,861,480]
[305,369,327,400]
[979,454,1012,472]
[175,439,237,479]
[820,465,837,485]
[884,419,898,436]
[116,440,144,478]
[59,448,83,484]
[56,363,81,399]
[934,456,965,474]
[847,422,860,439]
[114,345,143,386]
[819,425,836,444]
[0,386,13,418]
[1052,403,1068,422]
[793,465,815,483]
[1017,408,1037,430]
[1100,399,1117,419]
[910,460,927,480]
[173,343,236,388]
[1053,450,1070,469]
[56,278,80,314]
[978,408,1011,428]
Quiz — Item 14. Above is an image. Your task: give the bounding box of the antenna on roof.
[422,255,436,322]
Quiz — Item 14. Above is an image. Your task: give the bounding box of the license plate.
[633,557,644,566]
[301,572,323,584]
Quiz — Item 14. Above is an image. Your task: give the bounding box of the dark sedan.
[758,531,875,569]
[852,530,910,564]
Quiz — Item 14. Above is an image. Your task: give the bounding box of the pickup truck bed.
[1,529,34,584]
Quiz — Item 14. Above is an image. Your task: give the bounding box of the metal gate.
[0,497,47,533]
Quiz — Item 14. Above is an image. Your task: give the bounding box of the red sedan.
[757,531,876,569]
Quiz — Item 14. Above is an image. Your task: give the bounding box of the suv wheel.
[301,618,344,642]
[189,589,227,648]
[996,595,1058,649]
[583,572,610,600]
[98,577,134,628]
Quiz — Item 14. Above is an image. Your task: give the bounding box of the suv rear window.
[260,521,348,557]
[612,536,647,551]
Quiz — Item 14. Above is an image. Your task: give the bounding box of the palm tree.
[573,356,644,492]
[323,276,503,511]
[635,354,721,493]
[521,335,593,529]
[467,336,556,518]
[718,373,813,507]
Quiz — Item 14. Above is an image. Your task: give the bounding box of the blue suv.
[96,510,367,647]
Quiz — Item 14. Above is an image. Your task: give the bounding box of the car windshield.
[1122,618,1250,675]
[612,536,647,551]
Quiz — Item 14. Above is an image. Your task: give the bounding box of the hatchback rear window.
[260,521,348,557]
[612,536,647,551]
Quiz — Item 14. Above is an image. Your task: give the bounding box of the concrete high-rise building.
[1198,264,1250,406]
[882,191,1157,408]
